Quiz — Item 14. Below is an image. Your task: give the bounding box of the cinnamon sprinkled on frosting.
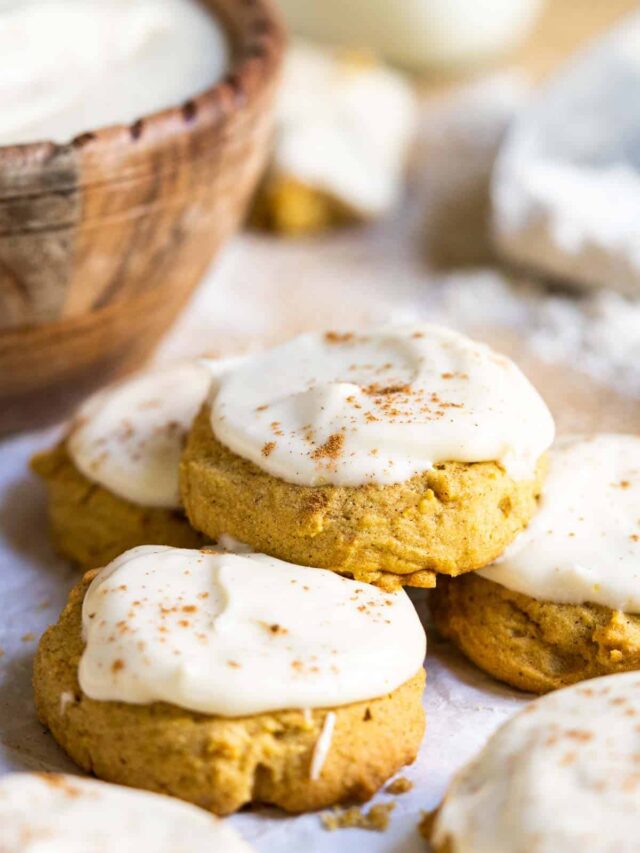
[79,546,426,716]
[211,324,555,486]
[432,672,640,852]
[68,358,244,508]
[0,773,252,851]
[480,435,640,612]
[310,432,345,462]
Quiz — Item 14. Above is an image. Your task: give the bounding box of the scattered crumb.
[419,810,436,840]
[385,776,413,795]
[21,633,35,643]
[262,441,276,457]
[321,802,395,832]
[0,647,4,657]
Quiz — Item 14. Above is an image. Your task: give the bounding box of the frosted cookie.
[431,435,640,693]
[34,545,426,815]
[430,671,640,853]
[180,325,554,590]
[0,772,251,852]
[32,360,238,568]
[250,41,416,235]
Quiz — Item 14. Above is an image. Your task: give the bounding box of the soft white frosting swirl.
[79,546,426,716]
[0,773,252,852]
[68,359,240,508]
[0,0,228,147]
[480,434,640,612]
[212,324,555,486]
[432,672,640,853]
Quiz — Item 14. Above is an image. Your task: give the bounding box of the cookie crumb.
[419,810,435,839]
[21,633,35,643]
[321,802,395,832]
[262,441,276,457]
[385,776,413,795]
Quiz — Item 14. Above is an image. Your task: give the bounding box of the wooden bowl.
[0,0,284,436]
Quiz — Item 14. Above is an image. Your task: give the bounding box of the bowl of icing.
[0,0,284,434]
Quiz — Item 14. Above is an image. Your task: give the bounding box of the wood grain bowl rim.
[0,0,286,166]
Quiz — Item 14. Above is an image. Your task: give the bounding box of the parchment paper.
[1,80,638,851]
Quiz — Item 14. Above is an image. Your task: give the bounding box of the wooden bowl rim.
[0,0,285,160]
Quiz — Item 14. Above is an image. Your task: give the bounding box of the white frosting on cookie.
[432,672,640,853]
[68,358,240,508]
[212,325,555,486]
[273,41,416,217]
[480,435,640,612]
[79,546,426,716]
[0,772,252,852]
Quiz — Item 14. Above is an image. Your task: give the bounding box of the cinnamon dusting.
[311,433,345,462]
[325,331,355,344]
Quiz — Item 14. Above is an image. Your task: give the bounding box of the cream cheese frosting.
[211,324,555,487]
[431,671,640,853]
[0,772,252,852]
[272,41,416,217]
[79,546,426,716]
[68,358,240,509]
[0,0,229,147]
[479,434,640,612]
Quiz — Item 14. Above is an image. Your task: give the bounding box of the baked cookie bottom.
[430,573,640,693]
[34,572,426,816]
[249,174,358,236]
[180,407,546,591]
[31,444,205,570]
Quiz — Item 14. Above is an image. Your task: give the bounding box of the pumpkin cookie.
[34,546,427,815]
[430,672,640,852]
[431,435,640,692]
[250,41,416,235]
[0,772,252,852]
[32,360,238,568]
[180,325,553,589]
